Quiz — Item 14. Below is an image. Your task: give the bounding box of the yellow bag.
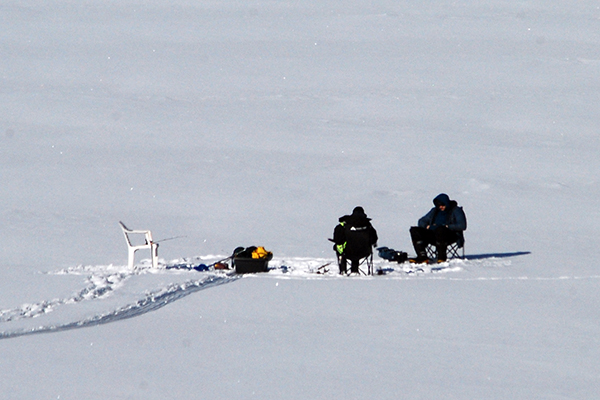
[251,246,271,259]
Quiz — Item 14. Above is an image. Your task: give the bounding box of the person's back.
[333,206,378,273]
[343,213,376,260]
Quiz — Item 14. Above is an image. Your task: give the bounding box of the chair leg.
[151,243,159,269]
[426,244,435,259]
[429,243,463,260]
[128,249,136,269]
[447,243,464,259]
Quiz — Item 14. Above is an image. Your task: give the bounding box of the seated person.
[333,206,378,274]
[409,193,466,263]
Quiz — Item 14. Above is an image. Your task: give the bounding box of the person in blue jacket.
[409,193,467,263]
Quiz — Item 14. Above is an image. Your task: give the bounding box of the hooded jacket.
[333,207,378,259]
[418,194,467,246]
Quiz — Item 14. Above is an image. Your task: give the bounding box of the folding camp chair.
[336,252,374,275]
[426,241,464,261]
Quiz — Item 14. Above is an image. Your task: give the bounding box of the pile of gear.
[376,247,408,264]
[232,246,273,273]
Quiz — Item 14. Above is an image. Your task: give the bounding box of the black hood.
[433,193,450,207]
[433,193,459,210]
[339,206,371,224]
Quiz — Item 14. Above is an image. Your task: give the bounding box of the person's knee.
[410,226,423,239]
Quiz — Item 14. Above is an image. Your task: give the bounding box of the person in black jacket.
[333,206,378,274]
[410,193,467,263]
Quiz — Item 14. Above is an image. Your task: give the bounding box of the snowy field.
[1,1,600,399]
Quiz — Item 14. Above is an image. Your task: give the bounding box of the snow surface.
[1,0,600,399]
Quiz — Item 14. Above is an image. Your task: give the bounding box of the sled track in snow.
[0,253,534,340]
[0,274,239,340]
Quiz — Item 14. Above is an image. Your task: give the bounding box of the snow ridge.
[0,272,237,340]
[0,268,130,323]
[0,261,241,340]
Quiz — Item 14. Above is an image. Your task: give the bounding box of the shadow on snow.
[463,251,531,260]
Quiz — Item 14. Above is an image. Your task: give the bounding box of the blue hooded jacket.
[418,193,467,246]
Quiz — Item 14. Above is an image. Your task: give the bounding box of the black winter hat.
[352,206,366,217]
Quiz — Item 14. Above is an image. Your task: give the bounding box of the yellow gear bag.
[251,246,271,259]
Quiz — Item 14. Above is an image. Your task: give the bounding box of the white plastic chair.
[119,221,158,269]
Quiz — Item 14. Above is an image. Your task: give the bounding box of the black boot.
[350,259,359,274]
[413,240,427,257]
[339,256,348,274]
[410,227,431,263]
[409,251,428,264]
[436,246,447,262]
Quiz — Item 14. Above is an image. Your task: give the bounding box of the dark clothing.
[410,226,459,261]
[417,193,467,246]
[432,208,449,228]
[333,207,378,273]
[412,194,467,261]
[337,255,359,275]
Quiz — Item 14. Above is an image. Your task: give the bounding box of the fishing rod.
[154,235,187,243]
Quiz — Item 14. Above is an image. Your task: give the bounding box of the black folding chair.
[426,241,464,261]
